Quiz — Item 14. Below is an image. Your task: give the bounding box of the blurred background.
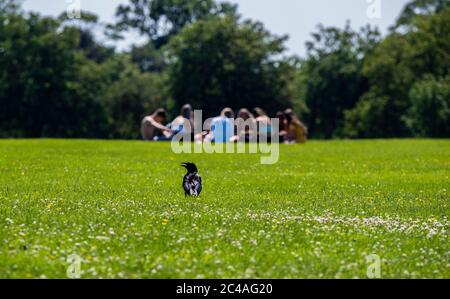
[0,0,448,139]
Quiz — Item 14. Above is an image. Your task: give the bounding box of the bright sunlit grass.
[0,139,449,278]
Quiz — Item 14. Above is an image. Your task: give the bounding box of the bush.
[405,75,450,137]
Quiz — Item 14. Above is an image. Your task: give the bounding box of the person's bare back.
[141,109,172,141]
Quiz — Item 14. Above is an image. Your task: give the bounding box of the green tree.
[0,9,117,138]
[63,54,111,138]
[0,0,19,13]
[405,6,450,78]
[301,23,380,138]
[59,11,115,64]
[405,75,450,137]
[102,55,168,139]
[0,13,81,137]
[343,33,413,138]
[166,16,294,117]
[130,42,166,73]
[0,2,170,139]
[113,0,237,47]
[344,5,449,138]
[287,59,310,120]
[395,0,449,29]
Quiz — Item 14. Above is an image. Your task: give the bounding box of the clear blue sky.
[22,0,411,57]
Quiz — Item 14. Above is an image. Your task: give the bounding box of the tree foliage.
[0,8,166,138]
[0,13,83,137]
[405,75,450,137]
[343,6,450,138]
[395,0,449,29]
[166,16,293,117]
[102,55,167,139]
[300,23,380,138]
[0,0,448,139]
[0,0,19,14]
[113,0,237,47]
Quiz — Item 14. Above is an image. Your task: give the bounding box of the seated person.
[276,111,288,143]
[195,118,211,144]
[141,108,173,141]
[284,109,308,144]
[253,107,272,141]
[205,108,235,143]
[171,104,194,138]
[232,108,256,143]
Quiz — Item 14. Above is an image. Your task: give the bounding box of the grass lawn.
[0,139,448,278]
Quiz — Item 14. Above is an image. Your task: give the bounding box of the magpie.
[181,162,202,197]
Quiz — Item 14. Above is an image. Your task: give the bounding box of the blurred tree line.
[0,0,448,139]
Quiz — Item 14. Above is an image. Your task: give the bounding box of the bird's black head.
[181,162,198,173]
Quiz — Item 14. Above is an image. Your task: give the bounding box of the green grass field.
[0,139,449,278]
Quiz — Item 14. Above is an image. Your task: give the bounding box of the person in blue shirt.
[205,108,235,143]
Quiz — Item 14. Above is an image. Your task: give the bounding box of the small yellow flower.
[162,219,169,225]
[47,204,52,209]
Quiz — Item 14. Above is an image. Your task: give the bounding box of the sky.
[21,0,411,57]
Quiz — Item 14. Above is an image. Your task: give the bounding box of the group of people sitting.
[141,105,308,144]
